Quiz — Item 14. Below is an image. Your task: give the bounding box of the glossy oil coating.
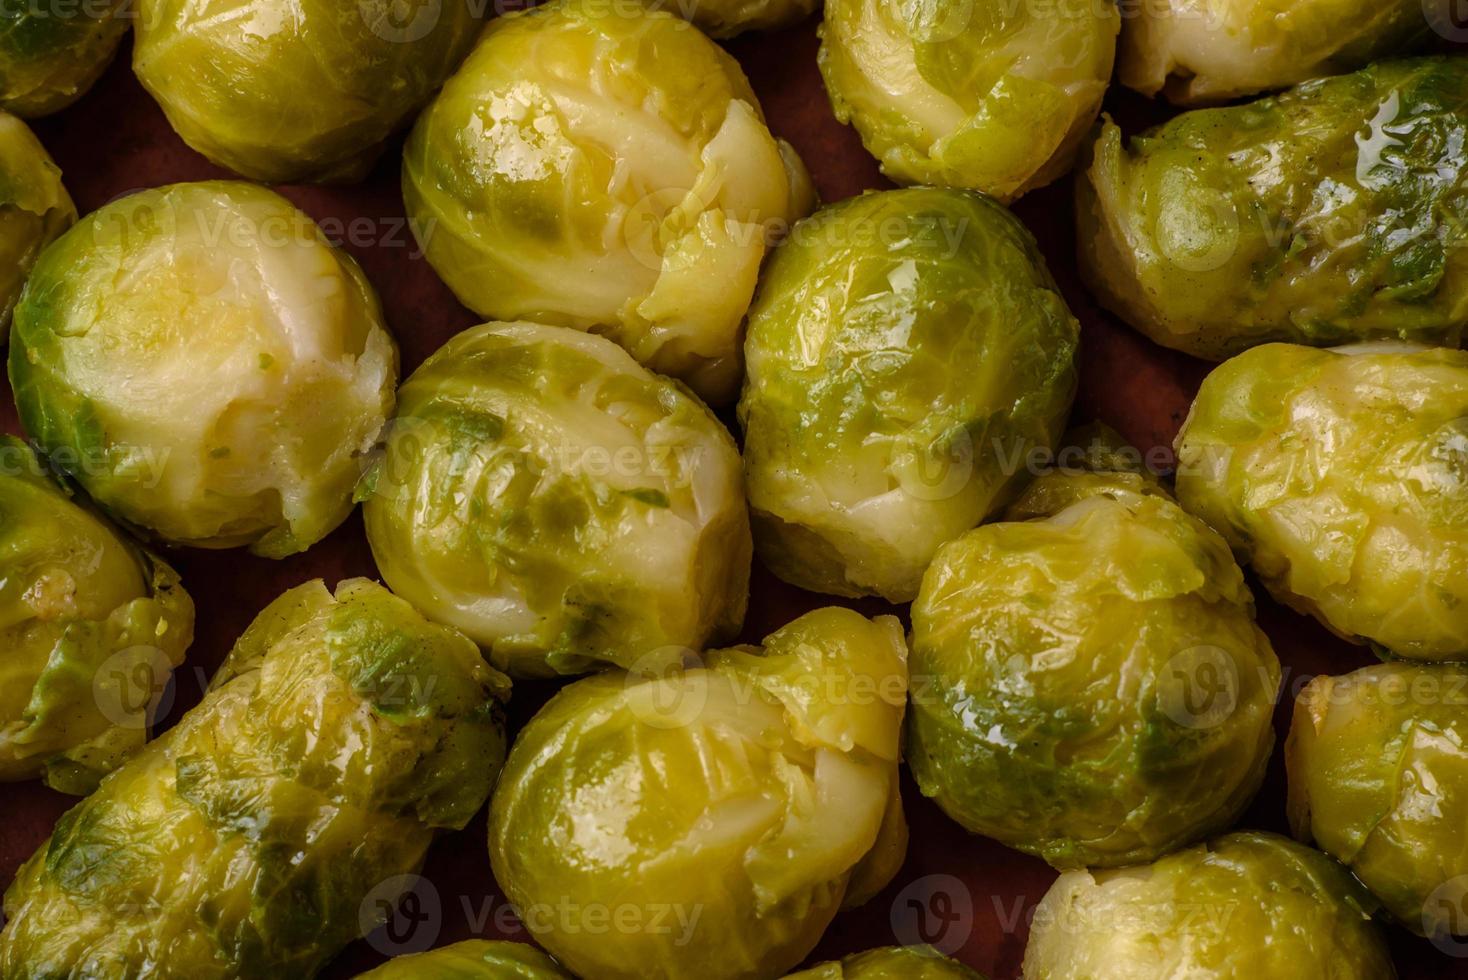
[9,181,399,558]
[787,945,986,979]
[0,110,72,329]
[0,578,511,978]
[361,321,751,678]
[352,939,571,979]
[1176,343,1468,660]
[1079,57,1468,359]
[0,0,127,117]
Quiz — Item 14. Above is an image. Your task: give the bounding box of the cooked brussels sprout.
[361,321,749,678]
[489,607,909,980]
[132,0,482,183]
[0,578,510,978]
[907,441,1279,868]
[1175,343,1468,660]
[787,946,984,979]
[0,111,71,330]
[354,940,571,979]
[1289,663,1468,937]
[0,0,127,117]
[1120,0,1432,104]
[10,180,398,558]
[1021,832,1395,978]
[402,0,814,404]
[1079,57,1468,360]
[817,0,1117,200]
[0,436,192,795]
[739,188,1078,602]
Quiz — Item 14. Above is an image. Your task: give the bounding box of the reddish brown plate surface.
[0,23,1461,979]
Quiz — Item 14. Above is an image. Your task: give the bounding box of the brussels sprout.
[1078,57,1468,360]
[0,111,71,330]
[402,0,814,404]
[907,439,1280,868]
[361,321,749,678]
[10,181,399,558]
[739,188,1078,602]
[0,0,127,117]
[0,436,192,795]
[489,607,909,980]
[132,0,482,183]
[787,946,984,979]
[1175,343,1468,660]
[817,0,1117,200]
[1021,832,1395,978]
[354,940,571,979]
[1120,0,1433,104]
[1288,663,1468,939]
[0,578,510,978]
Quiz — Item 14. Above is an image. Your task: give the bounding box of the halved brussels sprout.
[818,0,1117,200]
[10,180,399,558]
[133,0,482,182]
[0,0,127,117]
[0,436,192,795]
[354,940,571,979]
[739,188,1078,602]
[1079,57,1468,360]
[1175,343,1468,660]
[907,437,1280,868]
[1021,832,1395,978]
[1288,663,1468,938]
[402,0,814,404]
[0,578,510,977]
[0,111,72,330]
[1120,0,1433,104]
[787,946,984,979]
[488,607,909,980]
[361,321,750,678]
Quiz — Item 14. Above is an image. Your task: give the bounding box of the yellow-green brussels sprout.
[132,0,482,183]
[817,0,1117,200]
[0,436,192,795]
[0,111,72,330]
[354,940,571,979]
[402,0,815,404]
[1021,832,1396,978]
[10,180,398,558]
[907,447,1280,868]
[1079,57,1468,360]
[0,0,127,117]
[787,946,984,979]
[739,188,1078,603]
[0,578,511,978]
[1175,343,1468,661]
[1120,0,1432,104]
[489,607,909,980]
[361,321,750,679]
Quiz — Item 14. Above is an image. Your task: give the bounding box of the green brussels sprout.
[1021,832,1396,978]
[361,321,750,679]
[1288,663,1468,938]
[817,0,1118,200]
[739,188,1079,603]
[1175,343,1468,661]
[0,0,127,117]
[10,180,399,558]
[354,940,571,979]
[1120,0,1433,104]
[907,441,1280,868]
[402,0,815,404]
[132,0,482,183]
[489,607,910,980]
[787,946,984,979]
[1078,57,1468,360]
[0,436,193,795]
[0,578,511,978]
[0,111,71,330]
